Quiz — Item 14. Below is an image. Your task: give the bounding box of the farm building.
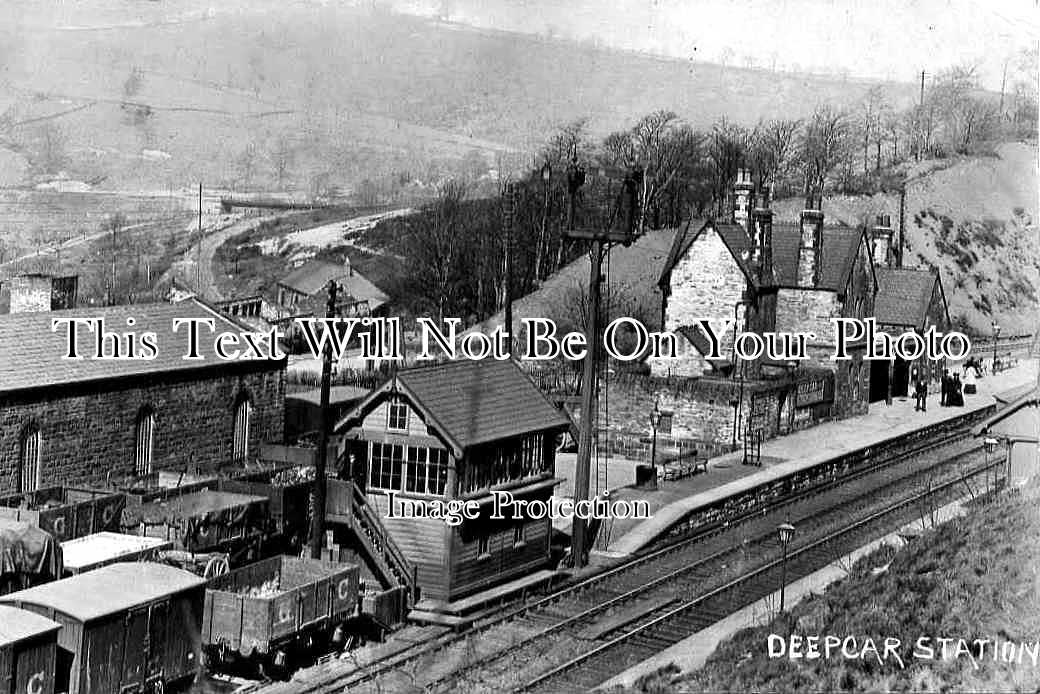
[276,258,389,318]
[0,299,285,494]
[333,358,572,603]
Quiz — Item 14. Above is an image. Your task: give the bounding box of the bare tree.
[798,106,850,202]
[407,180,468,321]
[707,118,748,216]
[746,118,801,198]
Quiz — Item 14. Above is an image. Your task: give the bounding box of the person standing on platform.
[913,367,928,411]
[962,363,978,395]
[940,369,951,406]
[950,373,964,406]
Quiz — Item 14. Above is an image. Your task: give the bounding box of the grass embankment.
[616,485,1040,693]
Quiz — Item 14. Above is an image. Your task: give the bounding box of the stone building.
[0,299,285,494]
[646,171,877,448]
[868,215,951,401]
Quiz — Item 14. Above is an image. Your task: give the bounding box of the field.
[612,484,1040,693]
[0,0,918,200]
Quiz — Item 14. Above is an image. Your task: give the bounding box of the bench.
[660,458,709,481]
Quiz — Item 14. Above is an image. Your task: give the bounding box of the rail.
[516,455,1004,692]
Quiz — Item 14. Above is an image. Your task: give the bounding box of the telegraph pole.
[309,280,338,559]
[503,182,517,353]
[567,164,641,569]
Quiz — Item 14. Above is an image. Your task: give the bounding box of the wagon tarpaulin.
[0,519,62,581]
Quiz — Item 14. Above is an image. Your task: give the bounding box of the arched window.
[19,425,41,493]
[233,394,252,463]
[135,407,155,475]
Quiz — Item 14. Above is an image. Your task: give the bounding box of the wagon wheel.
[203,555,230,579]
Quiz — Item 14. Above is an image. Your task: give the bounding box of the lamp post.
[777,522,795,614]
[984,436,998,492]
[649,401,663,472]
[991,321,1001,374]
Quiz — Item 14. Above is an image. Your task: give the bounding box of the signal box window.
[387,398,409,431]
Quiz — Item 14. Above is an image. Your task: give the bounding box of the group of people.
[913,364,976,412]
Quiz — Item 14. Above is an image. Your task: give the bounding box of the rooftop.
[0,562,206,623]
[875,266,942,328]
[0,605,60,646]
[0,298,284,395]
[338,359,573,453]
[278,260,389,312]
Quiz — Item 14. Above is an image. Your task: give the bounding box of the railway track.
[265,417,988,694]
[515,456,1001,693]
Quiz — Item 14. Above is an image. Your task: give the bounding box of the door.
[146,602,169,691]
[120,608,150,693]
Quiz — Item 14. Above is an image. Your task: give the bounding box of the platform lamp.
[776,521,796,614]
[991,321,1001,374]
[649,400,664,471]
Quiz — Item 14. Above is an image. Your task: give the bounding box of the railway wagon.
[0,563,207,694]
[0,487,125,542]
[0,605,61,694]
[59,532,172,577]
[202,556,359,670]
[218,466,314,548]
[0,519,63,596]
[120,489,271,560]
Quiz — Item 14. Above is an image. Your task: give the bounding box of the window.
[19,426,41,494]
[233,396,251,462]
[135,408,155,475]
[387,398,408,431]
[513,524,525,548]
[477,533,490,559]
[658,413,674,436]
[372,443,447,495]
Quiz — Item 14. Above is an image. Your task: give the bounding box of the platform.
[552,362,1037,558]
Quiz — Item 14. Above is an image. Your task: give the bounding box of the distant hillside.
[0,0,918,195]
[772,143,1039,336]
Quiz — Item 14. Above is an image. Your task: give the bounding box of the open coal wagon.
[0,487,125,542]
[201,555,360,677]
[218,465,316,555]
[119,489,271,576]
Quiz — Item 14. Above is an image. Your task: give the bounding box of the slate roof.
[874,267,942,328]
[0,562,206,623]
[336,359,572,454]
[0,299,284,395]
[278,261,389,312]
[659,218,864,293]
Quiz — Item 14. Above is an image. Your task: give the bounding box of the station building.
[644,171,876,450]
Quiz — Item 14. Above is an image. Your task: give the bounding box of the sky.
[387,0,1039,90]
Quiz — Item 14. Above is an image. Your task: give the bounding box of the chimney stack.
[732,168,754,232]
[798,194,824,287]
[751,190,773,286]
[870,214,894,267]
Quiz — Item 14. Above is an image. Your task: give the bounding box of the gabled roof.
[874,267,945,329]
[658,217,864,294]
[0,299,284,396]
[279,260,389,312]
[335,359,572,455]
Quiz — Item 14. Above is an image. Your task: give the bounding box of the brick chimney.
[732,168,754,232]
[870,214,894,267]
[798,196,824,287]
[750,190,774,286]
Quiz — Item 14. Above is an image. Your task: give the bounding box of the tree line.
[388,58,1036,325]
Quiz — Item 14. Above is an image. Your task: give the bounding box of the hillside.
[772,143,1039,336]
[615,486,1040,693]
[0,0,918,197]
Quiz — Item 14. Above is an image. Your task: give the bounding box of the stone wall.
[0,366,285,493]
[655,404,995,544]
[775,289,841,366]
[651,226,748,379]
